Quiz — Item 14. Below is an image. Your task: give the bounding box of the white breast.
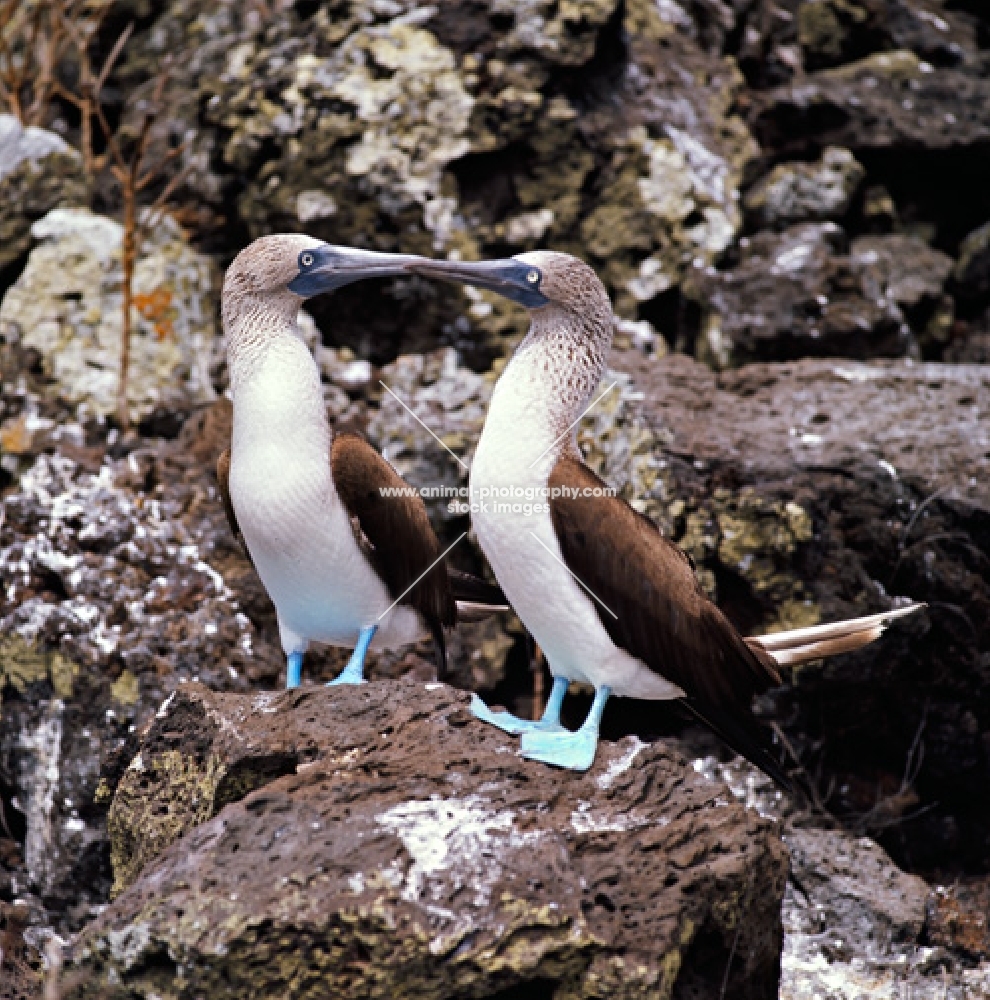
[470,358,683,701]
[228,336,423,652]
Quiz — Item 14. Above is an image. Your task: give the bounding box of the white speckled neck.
[482,302,613,473]
[224,291,306,396]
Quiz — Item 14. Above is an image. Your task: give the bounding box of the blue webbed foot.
[327,661,365,686]
[469,676,570,735]
[520,726,599,771]
[328,624,377,687]
[519,684,611,772]
[470,694,566,735]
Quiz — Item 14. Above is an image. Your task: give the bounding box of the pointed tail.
[745,603,925,669]
[450,569,509,621]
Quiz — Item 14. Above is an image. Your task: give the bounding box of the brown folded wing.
[331,433,456,633]
[548,456,790,788]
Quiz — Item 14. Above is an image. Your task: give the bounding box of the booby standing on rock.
[411,251,923,781]
[219,235,503,688]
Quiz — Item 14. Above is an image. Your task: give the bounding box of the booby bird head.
[222,235,424,389]
[412,250,614,463]
[223,234,421,305]
[408,250,610,316]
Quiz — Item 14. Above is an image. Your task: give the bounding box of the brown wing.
[331,433,456,639]
[216,448,240,539]
[549,457,790,789]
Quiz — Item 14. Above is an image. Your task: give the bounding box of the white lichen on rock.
[623,123,751,303]
[744,147,866,227]
[0,207,219,421]
[0,114,77,179]
[299,18,474,247]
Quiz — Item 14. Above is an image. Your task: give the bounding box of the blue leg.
[520,685,612,771]
[470,675,569,736]
[286,651,304,689]
[328,625,377,686]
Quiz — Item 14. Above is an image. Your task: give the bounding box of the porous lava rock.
[0,115,89,275]
[749,49,990,156]
[602,349,988,874]
[72,680,788,1000]
[684,223,914,366]
[0,344,513,942]
[743,146,865,228]
[121,0,759,358]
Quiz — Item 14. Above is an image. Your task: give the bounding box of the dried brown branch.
[0,0,110,127]
[64,18,133,174]
[2,3,192,429]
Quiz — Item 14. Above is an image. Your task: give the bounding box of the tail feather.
[455,599,510,621]
[449,569,507,607]
[746,603,925,668]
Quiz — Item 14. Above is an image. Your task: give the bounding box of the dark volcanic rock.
[122,0,758,357]
[749,36,990,149]
[603,349,988,874]
[0,355,510,943]
[737,0,982,81]
[72,680,788,1000]
[685,223,914,366]
[954,219,990,304]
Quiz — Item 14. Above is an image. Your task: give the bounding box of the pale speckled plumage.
[469,251,685,700]
[222,235,424,657]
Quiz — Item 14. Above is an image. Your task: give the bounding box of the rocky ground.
[2,0,990,997]
[70,681,788,1000]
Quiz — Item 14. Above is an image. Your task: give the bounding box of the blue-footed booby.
[410,251,924,783]
[218,235,504,688]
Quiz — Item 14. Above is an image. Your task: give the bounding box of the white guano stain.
[376,795,541,909]
[597,738,647,790]
[18,701,63,893]
[570,799,658,835]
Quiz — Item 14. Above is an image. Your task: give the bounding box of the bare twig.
[0,0,110,128]
[853,706,935,836]
[62,24,188,428]
[2,4,193,428]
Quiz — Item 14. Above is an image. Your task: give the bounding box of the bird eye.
[527,270,539,284]
[300,252,314,267]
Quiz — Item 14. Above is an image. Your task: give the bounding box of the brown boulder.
[72,680,788,999]
[600,350,986,873]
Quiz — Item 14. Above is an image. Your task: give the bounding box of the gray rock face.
[607,349,988,872]
[72,680,788,1000]
[0,115,89,273]
[744,147,865,228]
[686,223,913,367]
[686,225,956,367]
[750,50,990,156]
[850,234,955,351]
[698,756,990,999]
[785,828,928,947]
